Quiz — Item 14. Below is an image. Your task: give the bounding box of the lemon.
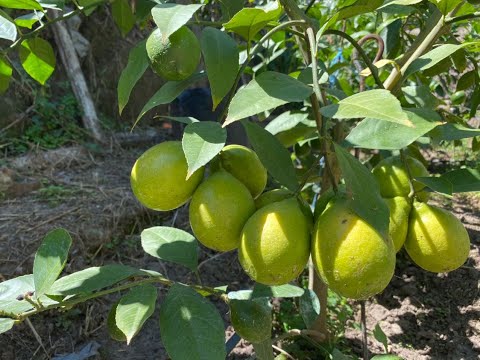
[189,171,255,252]
[215,145,267,199]
[130,141,204,211]
[146,26,200,81]
[405,202,470,273]
[238,198,311,285]
[372,155,429,201]
[385,197,411,252]
[312,196,395,299]
[255,189,313,225]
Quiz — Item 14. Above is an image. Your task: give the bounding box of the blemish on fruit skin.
[342,219,348,224]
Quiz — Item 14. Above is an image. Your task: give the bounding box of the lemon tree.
[1,1,479,360]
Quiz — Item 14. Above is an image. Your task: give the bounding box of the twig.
[361,301,368,360]
[0,105,35,134]
[197,251,232,271]
[272,344,295,359]
[26,206,81,232]
[25,318,48,357]
[352,34,385,92]
[446,11,480,24]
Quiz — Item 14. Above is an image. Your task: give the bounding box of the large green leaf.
[333,143,390,237]
[0,318,14,334]
[299,289,320,328]
[223,4,282,42]
[264,111,311,135]
[320,90,412,127]
[112,0,136,37]
[225,71,313,125]
[242,120,298,192]
[118,40,149,114]
[14,12,44,29]
[402,85,439,109]
[230,299,271,343]
[141,226,198,271]
[345,108,441,150]
[49,265,143,295]
[0,56,12,94]
[0,13,16,41]
[19,37,56,85]
[116,284,157,344]
[107,301,127,342]
[416,167,480,195]
[201,27,239,109]
[0,275,35,315]
[33,229,72,298]
[151,3,202,40]
[428,0,463,15]
[429,123,480,141]
[252,283,305,298]
[159,284,226,360]
[182,121,226,178]
[0,0,43,10]
[136,72,206,123]
[219,0,243,21]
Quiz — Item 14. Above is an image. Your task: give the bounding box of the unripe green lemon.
[130,141,204,211]
[216,145,267,199]
[189,171,255,252]
[312,197,395,300]
[385,196,411,252]
[238,198,311,285]
[405,202,470,273]
[372,156,430,201]
[146,26,200,81]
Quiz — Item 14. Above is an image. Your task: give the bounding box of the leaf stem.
[445,11,480,24]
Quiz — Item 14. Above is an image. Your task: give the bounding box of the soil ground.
[0,139,478,360]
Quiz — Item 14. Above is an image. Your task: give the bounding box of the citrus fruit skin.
[312,197,395,300]
[216,145,267,199]
[372,156,429,200]
[238,198,311,285]
[255,189,313,224]
[405,202,470,273]
[189,171,255,252]
[146,26,200,81]
[385,197,411,252]
[130,141,204,211]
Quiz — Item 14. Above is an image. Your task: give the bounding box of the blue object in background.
[329,48,344,87]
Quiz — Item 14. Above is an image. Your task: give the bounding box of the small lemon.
[312,196,395,299]
[189,171,255,252]
[405,202,470,273]
[238,198,311,285]
[130,141,204,211]
[215,145,267,199]
[372,156,429,201]
[385,197,411,252]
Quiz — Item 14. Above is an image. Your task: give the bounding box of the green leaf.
[0,13,17,41]
[33,229,72,298]
[79,0,102,15]
[112,0,136,37]
[141,226,198,271]
[370,355,404,360]
[252,339,275,360]
[159,284,226,360]
[405,42,480,77]
[378,0,422,9]
[225,71,313,125]
[0,0,43,10]
[415,176,452,196]
[49,265,143,295]
[373,323,389,353]
[107,301,127,342]
[333,143,390,237]
[417,167,480,195]
[402,85,439,108]
[345,109,441,150]
[429,123,480,141]
[19,37,56,85]
[428,0,463,15]
[252,283,305,298]
[182,121,227,178]
[201,27,239,109]
[230,299,272,343]
[470,84,480,118]
[320,0,383,33]
[264,111,310,135]
[37,0,64,10]
[160,116,199,125]
[118,40,149,114]
[320,90,412,127]
[116,284,157,345]
[151,3,202,40]
[0,56,12,94]
[219,0,243,21]
[456,70,477,91]
[0,275,35,315]
[299,289,320,328]
[0,318,14,334]
[223,4,283,42]
[242,120,298,192]
[136,72,206,124]
[14,12,44,29]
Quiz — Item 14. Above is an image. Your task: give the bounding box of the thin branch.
[361,301,368,360]
[305,0,317,14]
[445,11,480,24]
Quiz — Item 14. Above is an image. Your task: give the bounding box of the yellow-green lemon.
[385,197,411,252]
[146,26,200,81]
[215,145,267,199]
[130,141,204,211]
[372,156,429,201]
[312,197,395,299]
[238,198,311,285]
[405,202,470,273]
[255,189,313,225]
[189,171,255,252]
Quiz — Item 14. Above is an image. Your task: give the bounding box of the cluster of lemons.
[130,142,470,300]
